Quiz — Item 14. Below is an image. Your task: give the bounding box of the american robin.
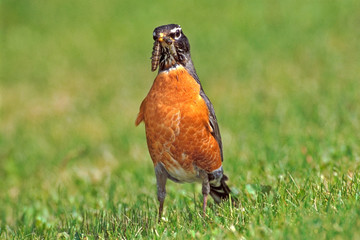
[135,24,234,218]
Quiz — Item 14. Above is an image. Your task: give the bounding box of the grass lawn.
[1,0,360,239]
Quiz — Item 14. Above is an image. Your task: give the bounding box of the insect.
[151,40,161,72]
[169,44,179,62]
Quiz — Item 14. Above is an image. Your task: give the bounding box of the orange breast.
[136,65,222,181]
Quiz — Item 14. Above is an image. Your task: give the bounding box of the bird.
[135,24,234,219]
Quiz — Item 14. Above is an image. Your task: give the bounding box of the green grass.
[1,0,360,239]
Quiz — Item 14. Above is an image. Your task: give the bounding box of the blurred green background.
[1,0,360,238]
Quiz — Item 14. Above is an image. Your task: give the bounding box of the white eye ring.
[174,29,181,39]
[170,27,182,39]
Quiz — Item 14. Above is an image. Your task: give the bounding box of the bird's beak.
[155,32,178,62]
[158,33,164,42]
[158,33,173,45]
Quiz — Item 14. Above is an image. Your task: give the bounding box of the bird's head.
[151,24,191,72]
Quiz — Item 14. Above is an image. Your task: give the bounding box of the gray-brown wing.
[200,90,224,162]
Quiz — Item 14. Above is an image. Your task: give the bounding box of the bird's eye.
[175,29,181,39]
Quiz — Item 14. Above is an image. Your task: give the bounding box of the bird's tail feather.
[209,174,237,204]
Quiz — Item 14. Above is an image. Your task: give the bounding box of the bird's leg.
[203,194,208,214]
[157,176,167,220]
[158,197,165,220]
[199,170,210,216]
[155,164,168,221]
